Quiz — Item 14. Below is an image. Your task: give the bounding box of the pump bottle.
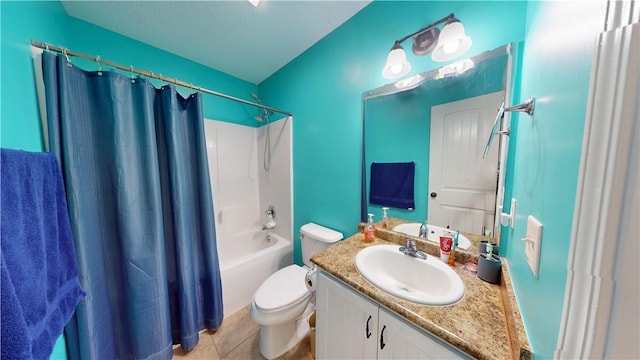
[381,207,389,229]
[365,213,376,243]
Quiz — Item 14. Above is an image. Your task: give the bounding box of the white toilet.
[250,222,343,359]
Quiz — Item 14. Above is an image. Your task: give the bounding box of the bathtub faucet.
[265,205,275,218]
[263,205,276,230]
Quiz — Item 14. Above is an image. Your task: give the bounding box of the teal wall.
[500,1,606,358]
[1,1,69,152]
[258,0,527,266]
[1,1,259,153]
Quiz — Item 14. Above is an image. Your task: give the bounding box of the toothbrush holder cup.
[477,253,501,284]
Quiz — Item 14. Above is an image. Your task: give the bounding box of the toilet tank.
[300,223,343,267]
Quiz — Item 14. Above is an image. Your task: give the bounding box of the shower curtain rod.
[31,40,293,117]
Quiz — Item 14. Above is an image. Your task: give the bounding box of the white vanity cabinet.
[316,271,472,360]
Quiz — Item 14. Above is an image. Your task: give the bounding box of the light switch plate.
[525,215,543,277]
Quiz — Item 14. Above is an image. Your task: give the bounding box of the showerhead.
[251,93,273,123]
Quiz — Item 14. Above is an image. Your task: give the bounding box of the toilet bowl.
[250,223,342,359]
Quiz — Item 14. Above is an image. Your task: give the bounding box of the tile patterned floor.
[172,306,313,360]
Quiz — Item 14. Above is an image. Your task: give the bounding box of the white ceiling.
[62,1,371,84]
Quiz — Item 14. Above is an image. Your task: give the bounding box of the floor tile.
[173,332,220,359]
[171,305,312,360]
[221,331,264,360]
[278,333,314,360]
[212,306,260,357]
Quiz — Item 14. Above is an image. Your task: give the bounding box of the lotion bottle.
[365,213,376,243]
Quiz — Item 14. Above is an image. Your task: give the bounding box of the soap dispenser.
[365,213,376,243]
[381,207,389,229]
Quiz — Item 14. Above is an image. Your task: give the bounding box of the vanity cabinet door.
[377,308,472,359]
[316,272,379,360]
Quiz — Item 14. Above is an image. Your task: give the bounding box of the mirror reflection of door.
[429,91,502,235]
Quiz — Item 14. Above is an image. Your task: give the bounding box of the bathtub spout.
[262,221,276,230]
[263,206,276,230]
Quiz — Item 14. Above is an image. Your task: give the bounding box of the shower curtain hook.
[62,48,72,67]
[130,66,136,83]
[96,55,102,76]
[45,44,49,52]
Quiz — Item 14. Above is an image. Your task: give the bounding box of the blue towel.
[369,162,415,210]
[1,148,85,360]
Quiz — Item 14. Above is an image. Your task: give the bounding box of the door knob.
[430,192,437,198]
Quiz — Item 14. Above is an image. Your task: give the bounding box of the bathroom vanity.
[316,270,472,359]
[311,232,532,360]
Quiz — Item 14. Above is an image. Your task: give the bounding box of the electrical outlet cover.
[525,215,543,277]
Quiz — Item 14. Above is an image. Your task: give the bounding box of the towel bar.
[482,96,535,158]
[505,96,535,115]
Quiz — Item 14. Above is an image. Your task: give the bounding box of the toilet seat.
[254,265,310,312]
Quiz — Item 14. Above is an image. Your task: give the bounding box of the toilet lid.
[254,265,309,311]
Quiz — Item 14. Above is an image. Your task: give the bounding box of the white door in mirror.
[429,91,504,234]
[522,215,543,277]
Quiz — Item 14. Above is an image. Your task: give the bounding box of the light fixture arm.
[391,13,455,48]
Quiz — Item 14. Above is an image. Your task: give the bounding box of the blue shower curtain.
[41,52,223,359]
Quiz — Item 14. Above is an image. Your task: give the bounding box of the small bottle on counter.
[365,213,376,243]
[448,230,459,266]
[381,207,389,229]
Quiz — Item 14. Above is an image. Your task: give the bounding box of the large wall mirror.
[361,43,517,247]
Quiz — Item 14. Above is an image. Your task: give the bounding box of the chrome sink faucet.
[418,220,428,239]
[399,238,427,260]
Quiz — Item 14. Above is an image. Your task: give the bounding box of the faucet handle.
[406,238,417,251]
[418,221,428,238]
[265,205,275,216]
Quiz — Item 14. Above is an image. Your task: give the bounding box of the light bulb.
[442,40,460,54]
[382,45,411,79]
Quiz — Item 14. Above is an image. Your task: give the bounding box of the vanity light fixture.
[434,58,475,79]
[382,13,472,79]
[394,74,424,90]
[248,0,261,7]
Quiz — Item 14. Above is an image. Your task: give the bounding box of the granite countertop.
[311,231,532,360]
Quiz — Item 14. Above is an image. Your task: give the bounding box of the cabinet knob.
[380,325,386,350]
[366,315,372,339]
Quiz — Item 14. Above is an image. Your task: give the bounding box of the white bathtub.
[217,229,293,319]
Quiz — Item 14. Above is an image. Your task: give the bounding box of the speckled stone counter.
[311,232,532,360]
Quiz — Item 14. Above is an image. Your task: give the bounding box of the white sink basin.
[392,223,472,250]
[355,245,465,306]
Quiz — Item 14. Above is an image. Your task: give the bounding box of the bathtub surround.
[204,118,293,319]
[41,52,223,358]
